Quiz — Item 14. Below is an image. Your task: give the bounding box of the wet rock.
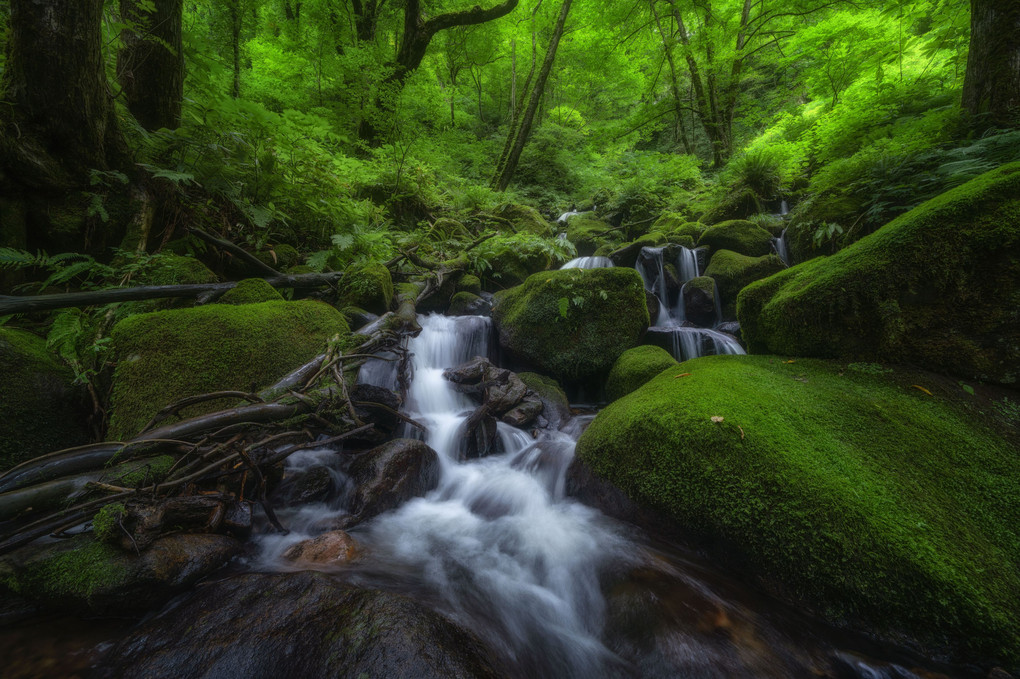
[645,288,660,325]
[272,465,336,507]
[93,571,506,679]
[448,292,492,317]
[682,276,717,328]
[350,383,402,435]
[0,533,241,615]
[343,439,440,527]
[716,321,742,339]
[222,500,254,539]
[346,308,379,332]
[444,357,538,426]
[565,457,672,532]
[282,530,361,567]
[463,413,502,460]
[518,372,571,429]
[501,398,543,428]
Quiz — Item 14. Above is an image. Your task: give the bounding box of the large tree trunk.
[118,0,184,131]
[962,0,1020,129]
[649,0,692,154]
[492,0,572,192]
[0,0,132,252]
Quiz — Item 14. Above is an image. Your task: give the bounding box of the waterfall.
[773,228,791,266]
[561,256,614,270]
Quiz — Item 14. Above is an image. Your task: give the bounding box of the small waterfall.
[773,228,791,266]
[649,326,746,361]
[557,210,583,224]
[561,256,614,270]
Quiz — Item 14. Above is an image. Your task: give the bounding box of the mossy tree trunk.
[492,0,572,192]
[0,0,133,252]
[962,0,1020,129]
[118,0,184,131]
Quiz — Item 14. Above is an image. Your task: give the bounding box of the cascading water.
[561,256,614,270]
[636,246,744,361]
[773,228,791,266]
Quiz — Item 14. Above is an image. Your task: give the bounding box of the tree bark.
[118,0,184,131]
[649,0,692,154]
[229,0,243,98]
[492,0,573,192]
[962,0,1020,129]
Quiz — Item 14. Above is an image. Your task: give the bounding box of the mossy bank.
[575,354,1020,669]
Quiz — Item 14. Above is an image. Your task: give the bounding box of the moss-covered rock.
[682,276,718,328]
[145,254,218,286]
[705,249,785,320]
[565,216,622,257]
[219,278,284,305]
[491,268,649,383]
[108,301,349,439]
[338,262,393,315]
[448,291,490,317]
[652,212,687,232]
[260,244,300,269]
[738,163,1020,385]
[699,187,764,226]
[495,204,553,237]
[697,220,775,257]
[478,243,553,290]
[457,274,482,295]
[518,372,570,417]
[605,345,678,401]
[0,328,89,471]
[575,354,1020,668]
[428,218,472,241]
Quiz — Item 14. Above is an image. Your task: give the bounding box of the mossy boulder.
[144,255,218,286]
[697,220,775,257]
[0,328,89,471]
[479,243,553,290]
[448,291,490,317]
[108,301,349,439]
[494,203,553,237]
[700,187,763,225]
[652,212,687,232]
[491,268,649,383]
[219,278,284,305]
[705,249,785,320]
[259,244,300,270]
[575,354,1020,668]
[738,163,1020,385]
[428,218,472,241]
[605,345,678,401]
[338,262,393,315]
[457,274,482,295]
[518,371,571,426]
[565,216,621,257]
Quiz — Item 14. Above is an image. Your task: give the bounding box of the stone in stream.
[444,357,547,430]
[271,465,336,507]
[282,530,362,567]
[681,276,718,328]
[340,438,440,528]
[92,571,507,679]
[704,249,785,320]
[448,291,492,317]
[697,219,776,257]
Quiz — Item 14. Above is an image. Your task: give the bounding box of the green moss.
[491,268,649,383]
[738,163,1020,385]
[705,250,785,319]
[481,244,552,289]
[116,455,176,487]
[697,220,775,257]
[0,328,88,471]
[605,345,678,401]
[93,503,127,544]
[565,217,623,257]
[263,244,300,268]
[338,263,393,315]
[457,274,482,295]
[700,187,764,225]
[145,255,218,286]
[652,212,687,232]
[219,278,284,305]
[577,354,1020,666]
[518,372,569,409]
[7,538,128,601]
[108,301,349,439]
[495,204,553,237]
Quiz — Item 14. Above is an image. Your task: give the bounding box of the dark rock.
[565,457,671,533]
[444,357,529,418]
[350,383,402,434]
[501,397,543,428]
[222,500,254,539]
[0,533,241,615]
[463,413,502,460]
[682,276,717,328]
[93,571,506,679]
[518,373,572,429]
[282,530,361,567]
[272,465,336,507]
[716,321,742,338]
[347,308,380,332]
[645,288,660,325]
[443,356,491,384]
[343,439,440,527]
[448,292,492,317]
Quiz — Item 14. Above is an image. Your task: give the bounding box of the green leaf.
[557,297,569,319]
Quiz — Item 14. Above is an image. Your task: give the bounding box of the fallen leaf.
[911,385,933,396]
[711,416,724,423]
[674,373,692,379]
[738,426,745,440]
[785,360,796,364]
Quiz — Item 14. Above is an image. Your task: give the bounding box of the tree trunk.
[492,0,572,192]
[118,0,184,131]
[229,0,243,98]
[351,0,382,43]
[962,0,1020,129]
[649,0,692,154]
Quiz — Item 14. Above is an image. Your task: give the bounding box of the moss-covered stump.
[0,533,242,614]
[0,328,89,471]
[565,216,621,257]
[495,203,553,237]
[705,249,785,320]
[575,354,1020,669]
[605,345,678,402]
[738,163,1020,385]
[108,301,349,439]
[491,268,649,383]
[697,220,775,257]
[337,262,393,315]
[219,278,284,304]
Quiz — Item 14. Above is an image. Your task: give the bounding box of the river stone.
[518,372,571,429]
[0,533,241,615]
[705,249,785,320]
[0,327,89,471]
[448,291,492,317]
[682,276,717,328]
[272,465,336,507]
[738,162,1020,385]
[350,382,402,435]
[282,530,361,566]
[697,219,775,257]
[92,571,505,679]
[342,439,440,527]
[605,345,678,402]
[491,268,649,384]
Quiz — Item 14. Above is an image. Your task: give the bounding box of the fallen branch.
[188,226,282,278]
